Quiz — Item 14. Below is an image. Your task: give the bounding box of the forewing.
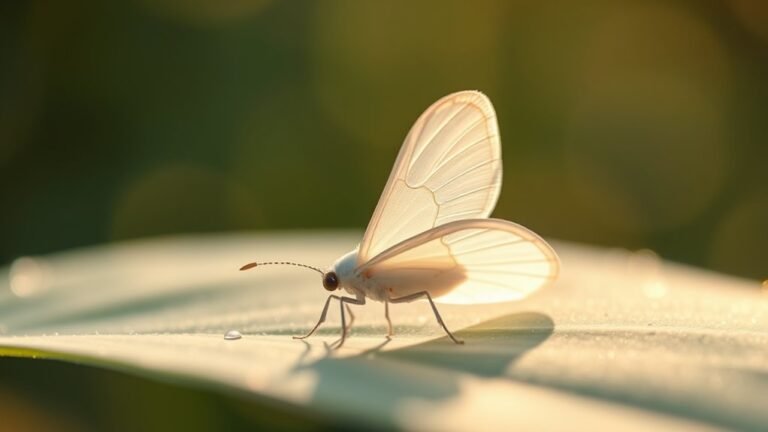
[357,91,501,265]
[358,219,559,304]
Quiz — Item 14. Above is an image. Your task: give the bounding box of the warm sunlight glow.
[9,257,48,298]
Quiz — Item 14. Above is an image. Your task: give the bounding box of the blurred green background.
[1,2,767,430]
[1,0,767,279]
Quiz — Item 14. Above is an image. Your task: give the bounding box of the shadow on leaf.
[294,312,553,424]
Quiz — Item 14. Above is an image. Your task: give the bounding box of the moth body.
[331,249,367,298]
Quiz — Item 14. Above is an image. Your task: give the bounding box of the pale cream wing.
[358,219,559,304]
[357,91,501,265]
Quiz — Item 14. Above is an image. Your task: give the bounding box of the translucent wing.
[357,91,501,265]
[357,219,559,304]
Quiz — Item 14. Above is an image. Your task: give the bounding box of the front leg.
[336,295,365,348]
[293,294,340,340]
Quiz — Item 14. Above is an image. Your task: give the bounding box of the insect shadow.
[294,311,554,423]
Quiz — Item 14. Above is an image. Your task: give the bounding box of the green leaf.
[1,233,766,430]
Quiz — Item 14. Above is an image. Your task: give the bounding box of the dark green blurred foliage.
[1,0,767,278]
[0,357,354,431]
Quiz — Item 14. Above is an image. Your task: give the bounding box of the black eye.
[322,272,339,291]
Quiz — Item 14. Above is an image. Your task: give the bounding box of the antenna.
[239,261,324,275]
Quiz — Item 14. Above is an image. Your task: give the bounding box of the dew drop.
[224,330,242,340]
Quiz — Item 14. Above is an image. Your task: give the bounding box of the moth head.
[322,271,339,291]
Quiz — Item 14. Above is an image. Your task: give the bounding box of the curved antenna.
[239,261,324,275]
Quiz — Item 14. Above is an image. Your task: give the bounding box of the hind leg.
[388,291,463,344]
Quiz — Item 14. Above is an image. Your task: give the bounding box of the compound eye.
[322,272,339,291]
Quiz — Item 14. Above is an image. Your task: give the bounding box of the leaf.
[1,233,767,430]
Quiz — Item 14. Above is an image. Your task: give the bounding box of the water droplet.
[224,330,242,340]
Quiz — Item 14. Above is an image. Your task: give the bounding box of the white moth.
[241,91,559,346]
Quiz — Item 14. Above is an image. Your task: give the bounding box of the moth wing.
[358,219,559,304]
[357,91,501,265]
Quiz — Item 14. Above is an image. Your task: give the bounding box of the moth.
[241,91,559,346]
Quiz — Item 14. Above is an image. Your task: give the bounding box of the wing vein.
[459,277,514,289]
[409,101,472,170]
[465,269,554,279]
[439,184,497,205]
[433,158,499,193]
[427,115,489,173]
[465,258,556,267]
[449,239,528,255]
[442,228,490,244]
[431,134,498,177]
[435,208,487,224]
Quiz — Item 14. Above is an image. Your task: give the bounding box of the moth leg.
[293,294,340,340]
[384,301,393,337]
[388,291,464,345]
[344,303,355,333]
[336,296,366,348]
